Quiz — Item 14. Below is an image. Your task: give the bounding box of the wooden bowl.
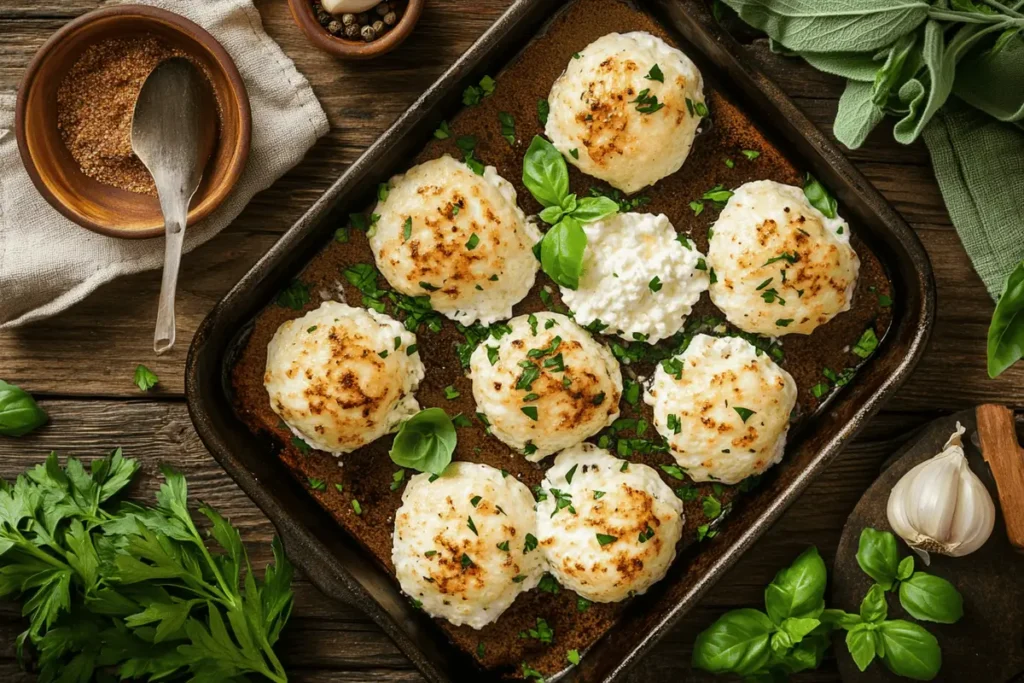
[15,5,251,239]
[287,0,424,60]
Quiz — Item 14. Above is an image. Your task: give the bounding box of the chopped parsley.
[499,111,516,146]
[467,516,478,536]
[433,120,452,139]
[852,327,879,358]
[645,63,664,82]
[659,463,686,480]
[596,533,617,546]
[742,149,760,160]
[537,98,550,125]
[465,233,480,250]
[521,406,538,421]
[733,407,756,423]
[630,88,665,114]
[308,477,325,491]
[649,276,663,292]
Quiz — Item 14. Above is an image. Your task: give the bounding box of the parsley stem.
[9,535,70,570]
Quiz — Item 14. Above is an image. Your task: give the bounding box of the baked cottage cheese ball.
[645,334,797,485]
[707,180,860,336]
[369,155,542,326]
[545,31,706,194]
[264,301,424,455]
[560,212,709,344]
[469,312,621,462]
[391,462,544,629]
[535,443,684,603]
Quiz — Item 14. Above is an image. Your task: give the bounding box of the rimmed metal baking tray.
[185,0,935,680]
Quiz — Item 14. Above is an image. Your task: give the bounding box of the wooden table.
[0,1,1017,681]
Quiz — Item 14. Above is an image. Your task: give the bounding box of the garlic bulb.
[886,423,996,565]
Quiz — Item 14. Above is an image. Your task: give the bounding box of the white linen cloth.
[0,0,329,327]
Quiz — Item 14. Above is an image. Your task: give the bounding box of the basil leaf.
[538,205,565,225]
[775,632,831,674]
[987,259,1024,377]
[764,546,827,624]
[522,136,569,208]
[721,0,929,53]
[896,555,915,581]
[570,196,619,223]
[0,380,48,437]
[846,624,878,672]
[803,174,837,219]
[820,608,862,630]
[855,527,899,590]
[859,583,888,623]
[389,408,456,475]
[540,217,588,290]
[877,619,942,681]
[780,616,820,644]
[898,572,963,624]
[691,608,774,676]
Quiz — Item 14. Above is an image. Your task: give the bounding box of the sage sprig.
[722,0,1024,148]
[522,136,618,289]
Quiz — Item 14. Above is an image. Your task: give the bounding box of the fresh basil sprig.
[389,407,457,475]
[693,547,832,678]
[522,136,618,289]
[987,258,1024,377]
[0,379,48,437]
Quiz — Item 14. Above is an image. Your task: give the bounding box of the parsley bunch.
[0,450,294,682]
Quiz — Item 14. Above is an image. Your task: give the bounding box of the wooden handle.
[975,404,1024,552]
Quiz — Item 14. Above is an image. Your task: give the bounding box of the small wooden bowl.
[15,5,251,239]
[287,0,424,60]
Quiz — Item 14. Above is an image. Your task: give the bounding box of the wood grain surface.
[0,0,1013,681]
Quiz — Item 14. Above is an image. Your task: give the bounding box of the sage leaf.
[801,51,884,83]
[764,546,827,623]
[898,572,964,624]
[877,619,942,681]
[987,259,1024,377]
[0,380,48,437]
[541,217,588,290]
[721,0,929,53]
[856,527,899,590]
[523,135,569,208]
[691,608,774,676]
[873,32,920,106]
[955,34,1024,122]
[893,21,957,144]
[389,408,457,475]
[846,624,877,672]
[859,583,888,623]
[834,81,886,149]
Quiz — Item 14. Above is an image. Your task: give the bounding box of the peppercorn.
[371,19,385,34]
[344,23,361,39]
[375,2,390,15]
[341,13,357,26]
[328,20,342,34]
[383,11,397,25]
[317,10,331,25]
[361,24,376,41]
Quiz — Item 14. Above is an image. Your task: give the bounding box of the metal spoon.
[132,57,216,355]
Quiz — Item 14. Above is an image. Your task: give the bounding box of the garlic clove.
[321,0,380,15]
[946,460,995,557]
[886,422,996,563]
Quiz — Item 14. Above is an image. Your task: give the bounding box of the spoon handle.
[154,217,186,354]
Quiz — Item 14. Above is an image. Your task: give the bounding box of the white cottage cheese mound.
[369,155,542,326]
[560,212,709,343]
[707,180,860,336]
[469,312,621,461]
[264,302,424,455]
[391,462,544,629]
[644,334,797,484]
[535,443,684,603]
[545,31,706,193]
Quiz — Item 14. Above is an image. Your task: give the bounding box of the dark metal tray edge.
[185,1,936,681]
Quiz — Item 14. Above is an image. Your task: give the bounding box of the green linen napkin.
[923,99,1024,299]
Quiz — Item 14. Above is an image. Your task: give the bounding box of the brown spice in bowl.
[57,35,194,195]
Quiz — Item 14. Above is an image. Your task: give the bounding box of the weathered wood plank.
[0,400,920,681]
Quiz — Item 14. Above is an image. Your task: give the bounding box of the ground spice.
[56,35,188,195]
